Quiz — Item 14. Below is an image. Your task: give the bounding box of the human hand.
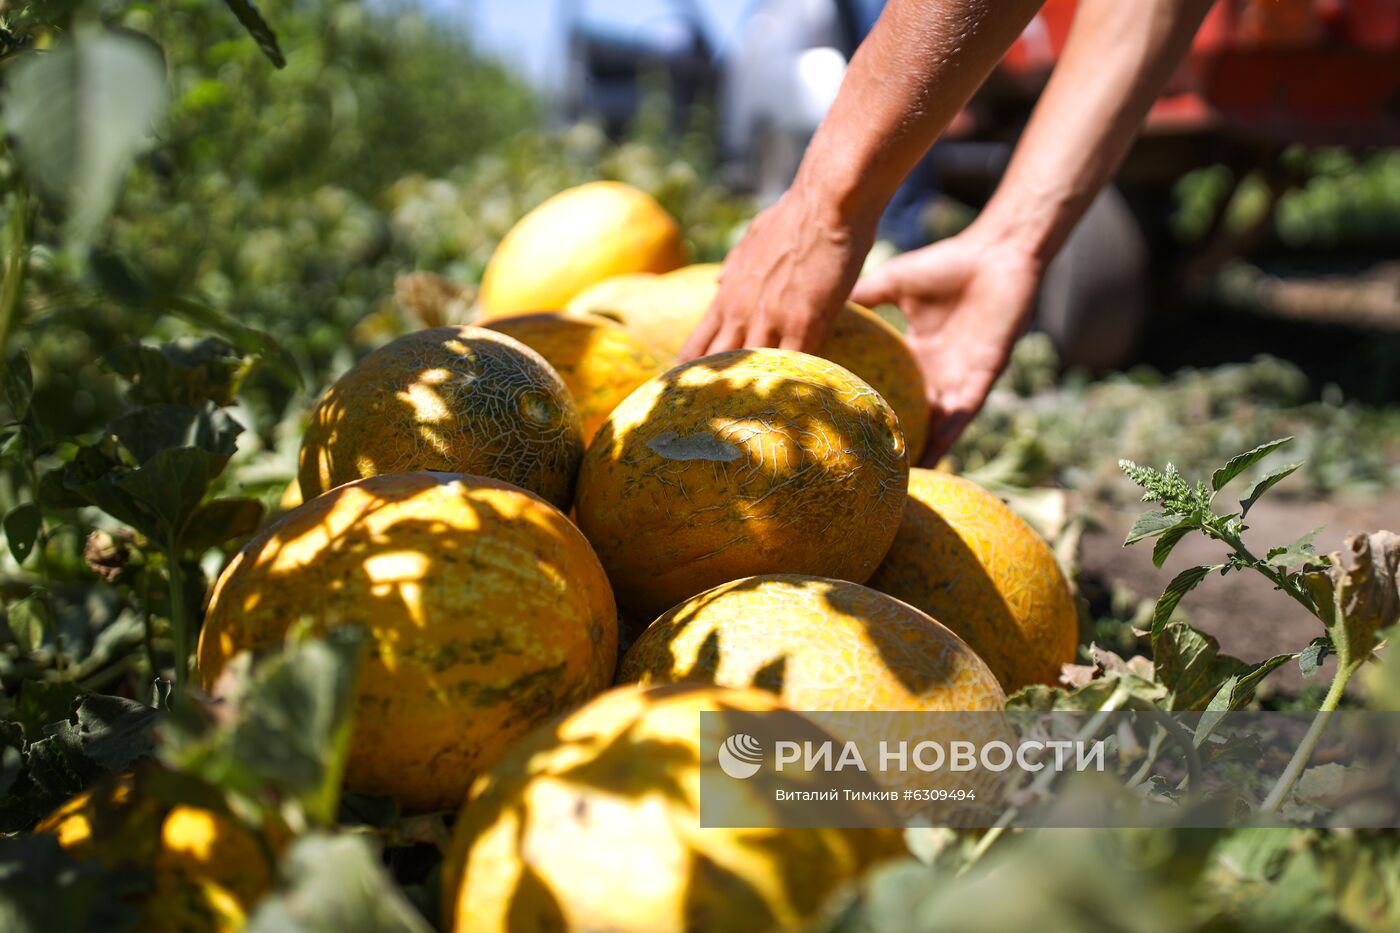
[851,224,1042,466]
[678,184,876,360]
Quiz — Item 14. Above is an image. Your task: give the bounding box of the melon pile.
[66,181,1081,932]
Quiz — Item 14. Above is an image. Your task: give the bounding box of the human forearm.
[795,0,1045,233]
[980,0,1214,264]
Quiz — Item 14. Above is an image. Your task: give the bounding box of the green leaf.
[1210,436,1293,492]
[3,26,169,242]
[0,834,142,932]
[1298,636,1333,678]
[65,407,244,543]
[164,294,302,390]
[1124,511,1185,546]
[1153,620,1248,712]
[5,597,50,655]
[246,834,433,933]
[1266,527,1327,571]
[13,681,79,740]
[1203,652,1296,715]
[1150,565,1217,640]
[3,351,33,422]
[4,503,42,564]
[103,338,249,407]
[71,695,159,773]
[162,630,365,827]
[181,498,265,553]
[1239,462,1301,516]
[1152,524,1193,568]
[222,0,287,69]
[109,403,242,465]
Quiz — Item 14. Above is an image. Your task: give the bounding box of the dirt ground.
[1078,487,1400,696]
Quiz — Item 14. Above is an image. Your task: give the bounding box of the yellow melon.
[197,472,618,813]
[867,469,1079,692]
[564,263,722,355]
[568,265,929,458]
[482,312,668,444]
[574,348,908,619]
[479,182,688,317]
[36,773,276,933]
[619,574,1006,713]
[441,684,905,933]
[297,326,583,509]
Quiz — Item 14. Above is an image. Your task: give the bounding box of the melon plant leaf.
[1239,463,1301,517]
[1153,620,1248,712]
[103,338,249,408]
[246,833,433,933]
[4,597,49,655]
[0,834,142,933]
[222,0,287,69]
[161,630,366,827]
[109,403,242,467]
[1124,510,1185,546]
[2,25,169,243]
[1150,565,1218,640]
[3,503,42,564]
[182,498,265,553]
[1210,436,1293,493]
[3,351,33,422]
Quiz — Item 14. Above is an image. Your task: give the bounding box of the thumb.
[849,264,901,308]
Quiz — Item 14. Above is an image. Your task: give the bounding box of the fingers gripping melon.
[483,312,668,444]
[867,469,1079,692]
[568,265,930,458]
[442,684,904,933]
[197,472,618,813]
[619,574,1006,714]
[478,181,688,317]
[574,348,909,619]
[297,326,583,509]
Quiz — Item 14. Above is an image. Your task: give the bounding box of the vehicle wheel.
[1034,186,1150,370]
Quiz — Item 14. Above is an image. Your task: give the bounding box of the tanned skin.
[682,0,1215,464]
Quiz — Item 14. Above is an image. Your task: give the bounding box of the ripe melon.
[442,684,905,933]
[619,574,1006,713]
[478,182,688,318]
[568,265,930,458]
[565,263,723,355]
[483,312,668,444]
[36,773,277,933]
[574,348,908,619]
[197,472,618,813]
[297,326,582,509]
[867,469,1079,692]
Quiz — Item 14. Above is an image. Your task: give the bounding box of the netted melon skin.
[442,684,905,933]
[575,348,909,619]
[197,472,618,813]
[484,312,668,444]
[868,470,1079,692]
[619,574,1006,714]
[298,326,583,509]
